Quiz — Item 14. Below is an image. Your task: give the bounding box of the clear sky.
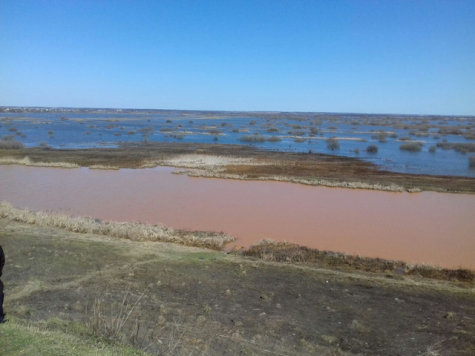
[1,0,474,115]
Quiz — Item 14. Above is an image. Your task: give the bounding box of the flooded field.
[1,111,475,177]
[1,165,474,269]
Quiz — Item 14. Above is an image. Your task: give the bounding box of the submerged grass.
[242,239,474,282]
[0,202,234,249]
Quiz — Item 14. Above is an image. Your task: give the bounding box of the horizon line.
[1,105,474,118]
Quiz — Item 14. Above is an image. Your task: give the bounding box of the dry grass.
[89,165,120,170]
[243,239,474,282]
[0,201,234,249]
[0,156,79,168]
[184,169,418,192]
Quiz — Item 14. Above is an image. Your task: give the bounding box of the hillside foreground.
[0,219,474,355]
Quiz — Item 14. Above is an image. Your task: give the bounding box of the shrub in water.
[208,129,222,135]
[400,142,423,152]
[327,138,340,150]
[366,145,378,153]
[239,135,265,143]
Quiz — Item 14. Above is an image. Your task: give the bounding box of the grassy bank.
[1,142,474,193]
[243,239,474,282]
[1,202,472,282]
[0,202,234,250]
[1,219,474,355]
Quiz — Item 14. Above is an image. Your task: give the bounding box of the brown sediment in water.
[0,165,474,269]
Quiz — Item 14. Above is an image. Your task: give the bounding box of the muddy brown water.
[1,165,474,269]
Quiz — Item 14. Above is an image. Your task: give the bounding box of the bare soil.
[1,142,474,193]
[1,219,474,355]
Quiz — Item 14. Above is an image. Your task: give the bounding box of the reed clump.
[0,202,234,249]
[239,135,266,142]
[326,138,340,150]
[243,239,474,282]
[437,142,475,153]
[400,142,423,152]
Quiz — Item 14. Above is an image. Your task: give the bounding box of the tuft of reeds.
[208,129,222,135]
[326,138,340,150]
[0,156,78,168]
[436,142,475,153]
[243,239,474,282]
[239,135,265,142]
[438,127,463,135]
[0,202,235,249]
[400,142,423,152]
[469,156,475,167]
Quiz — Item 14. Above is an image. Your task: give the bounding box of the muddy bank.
[1,165,474,269]
[1,142,475,193]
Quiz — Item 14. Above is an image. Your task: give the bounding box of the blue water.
[1,112,474,177]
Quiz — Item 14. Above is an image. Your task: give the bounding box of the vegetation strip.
[181,169,414,192]
[0,201,234,249]
[1,142,474,193]
[241,239,474,282]
[0,156,79,168]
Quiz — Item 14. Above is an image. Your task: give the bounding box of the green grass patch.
[0,319,145,356]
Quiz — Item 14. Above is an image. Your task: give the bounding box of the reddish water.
[1,165,474,269]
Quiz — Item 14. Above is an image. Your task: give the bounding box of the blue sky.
[1,0,474,115]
